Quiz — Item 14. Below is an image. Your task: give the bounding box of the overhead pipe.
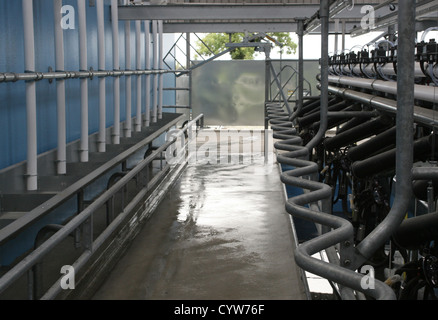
[53,0,67,175]
[97,0,106,153]
[327,85,438,129]
[328,75,438,104]
[111,0,121,144]
[0,68,173,82]
[355,0,416,266]
[78,0,89,162]
[23,0,38,191]
[135,21,142,132]
[125,21,132,138]
[144,20,151,127]
[152,20,158,123]
[158,20,164,120]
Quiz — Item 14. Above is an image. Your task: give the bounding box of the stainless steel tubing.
[144,20,151,127]
[0,69,176,82]
[112,0,121,144]
[53,0,67,174]
[328,75,438,104]
[23,0,38,191]
[78,0,89,162]
[355,0,416,265]
[267,100,395,299]
[327,85,438,129]
[293,19,305,123]
[306,1,329,152]
[0,114,204,298]
[125,20,133,138]
[97,0,106,153]
[267,0,396,300]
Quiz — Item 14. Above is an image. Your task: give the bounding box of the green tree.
[195,32,297,60]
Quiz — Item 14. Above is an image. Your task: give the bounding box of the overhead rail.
[0,68,181,83]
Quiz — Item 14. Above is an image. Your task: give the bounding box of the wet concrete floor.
[92,130,307,300]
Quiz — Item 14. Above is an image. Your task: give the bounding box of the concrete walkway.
[92,130,307,300]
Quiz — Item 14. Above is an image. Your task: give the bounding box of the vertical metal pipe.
[158,20,164,120]
[53,0,67,174]
[306,1,329,152]
[23,0,38,191]
[144,20,151,127]
[342,20,346,52]
[125,21,132,138]
[264,49,271,162]
[186,33,192,117]
[135,20,142,132]
[292,19,304,122]
[97,0,106,153]
[78,0,89,162]
[111,0,120,144]
[152,20,158,123]
[356,0,415,262]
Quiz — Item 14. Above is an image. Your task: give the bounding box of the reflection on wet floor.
[92,130,306,300]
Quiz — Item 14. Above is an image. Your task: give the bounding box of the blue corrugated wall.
[0,0,176,171]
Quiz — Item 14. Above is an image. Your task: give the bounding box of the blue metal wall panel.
[0,1,176,170]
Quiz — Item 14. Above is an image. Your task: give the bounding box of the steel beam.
[162,21,362,34]
[118,4,319,21]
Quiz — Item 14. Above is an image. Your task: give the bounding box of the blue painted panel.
[0,1,176,170]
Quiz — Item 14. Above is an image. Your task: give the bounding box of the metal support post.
[54,0,67,174]
[111,0,121,144]
[144,20,151,127]
[306,0,329,152]
[97,0,106,152]
[78,0,89,162]
[356,0,416,264]
[23,0,38,191]
[125,21,132,138]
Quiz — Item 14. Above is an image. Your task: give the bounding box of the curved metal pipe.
[306,1,329,152]
[355,0,415,264]
[267,0,396,300]
[267,100,395,300]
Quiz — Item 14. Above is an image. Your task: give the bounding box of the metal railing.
[0,114,204,300]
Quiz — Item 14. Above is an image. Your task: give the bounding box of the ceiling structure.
[116,0,438,36]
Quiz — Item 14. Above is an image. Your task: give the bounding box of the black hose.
[348,126,397,162]
[351,135,434,179]
[392,212,438,250]
[324,116,393,151]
